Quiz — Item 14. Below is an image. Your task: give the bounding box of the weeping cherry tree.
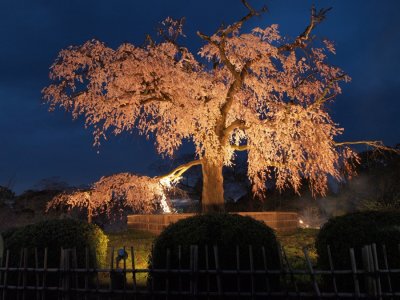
[43,1,390,212]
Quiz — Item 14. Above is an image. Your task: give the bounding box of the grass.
[102,228,320,287]
[278,228,319,269]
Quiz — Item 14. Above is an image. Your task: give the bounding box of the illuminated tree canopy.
[46,173,167,223]
[43,1,391,211]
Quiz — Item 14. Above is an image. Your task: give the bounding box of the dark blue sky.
[1,0,399,193]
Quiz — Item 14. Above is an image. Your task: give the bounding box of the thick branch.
[197,3,265,135]
[139,96,171,105]
[221,119,248,146]
[230,144,248,151]
[219,58,256,125]
[158,159,202,182]
[197,31,237,74]
[225,119,248,134]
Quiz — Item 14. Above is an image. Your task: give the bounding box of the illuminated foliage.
[46,173,164,222]
[43,2,388,211]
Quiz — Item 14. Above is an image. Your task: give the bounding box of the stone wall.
[127,211,298,234]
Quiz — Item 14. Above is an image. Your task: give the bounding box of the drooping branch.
[335,141,400,154]
[158,159,203,182]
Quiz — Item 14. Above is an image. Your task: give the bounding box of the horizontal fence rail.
[0,244,399,299]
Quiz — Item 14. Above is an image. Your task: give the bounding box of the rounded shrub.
[149,213,281,295]
[316,211,400,292]
[4,218,108,268]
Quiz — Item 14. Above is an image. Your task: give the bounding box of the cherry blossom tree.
[46,173,167,223]
[43,1,391,212]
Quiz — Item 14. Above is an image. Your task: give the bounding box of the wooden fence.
[0,244,399,299]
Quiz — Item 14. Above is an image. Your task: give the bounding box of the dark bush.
[316,211,400,292]
[149,213,281,296]
[3,218,108,268]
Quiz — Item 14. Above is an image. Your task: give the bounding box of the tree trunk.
[87,206,92,224]
[201,156,225,212]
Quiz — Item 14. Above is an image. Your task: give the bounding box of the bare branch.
[196,31,212,42]
[279,6,332,52]
[197,0,265,73]
[219,0,261,38]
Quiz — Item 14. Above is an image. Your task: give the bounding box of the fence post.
[381,245,394,298]
[84,247,89,300]
[190,245,198,299]
[22,248,28,300]
[248,245,255,299]
[72,248,79,298]
[213,245,222,298]
[178,245,182,295]
[303,247,321,299]
[34,248,40,300]
[122,246,127,296]
[261,246,271,296]
[236,245,241,297]
[204,245,210,299]
[371,244,382,298]
[61,249,71,300]
[130,246,137,299]
[281,245,299,297]
[42,248,48,300]
[349,248,361,298]
[362,245,375,297]
[327,245,338,298]
[190,245,193,296]
[2,250,9,300]
[17,248,23,300]
[165,248,170,300]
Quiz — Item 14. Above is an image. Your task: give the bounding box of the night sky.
[1,0,399,194]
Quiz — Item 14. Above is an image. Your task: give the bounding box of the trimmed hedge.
[316,211,400,269]
[3,218,108,268]
[316,211,400,292]
[149,213,281,294]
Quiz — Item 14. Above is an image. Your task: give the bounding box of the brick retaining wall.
[127,211,298,234]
